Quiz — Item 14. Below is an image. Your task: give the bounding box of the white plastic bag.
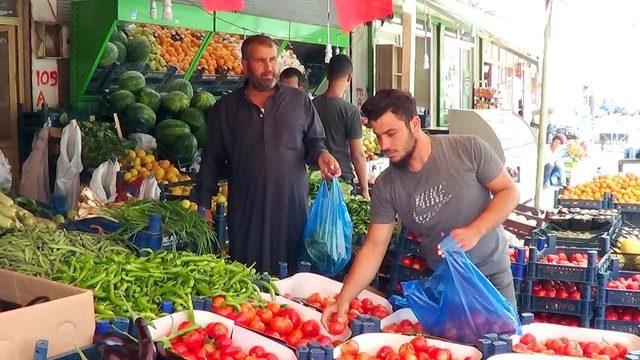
[129,133,157,151]
[54,120,83,211]
[0,149,11,189]
[19,122,51,202]
[89,159,120,204]
[139,175,161,200]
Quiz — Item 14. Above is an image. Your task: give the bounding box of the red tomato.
[216,337,233,350]
[183,330,205,351]
[316,335,332,345]
[279,308,301,329]
[214,305,235,318]
[348,309,360,320]
[213,296,226,308]
[172,342,189,355]
[328,313,348,335]
[249,318,266,332]
[377,346,393,359]
[183,353,198,360]
[235,313,250,326]
[269,316,294,336]
[264,353,278,360]
[410,336,428,353]
[301,320,320,337]
[258,309,274,324]
[398,344,415,356]
[249,346,266,357]
[178,321,194,331]
[266,302,281,315]
[350,299,364,312]
[206,323,229,339]
[307,293,323,304]
[223,346,240,357]
[372,305,390,319]
[286,329,304,347]
[361,298,375,313]
[240,303,258,322]
[341,340,360,356]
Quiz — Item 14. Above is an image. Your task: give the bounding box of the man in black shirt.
[313,55,370,200]
[279,67,305,90]
[198,35,342,274]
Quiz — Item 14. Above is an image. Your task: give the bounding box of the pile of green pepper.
[51,250,276,320]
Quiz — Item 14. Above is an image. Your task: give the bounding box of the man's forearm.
[337,237,388,303]
[469,187,520,236]
[351,152,369,196]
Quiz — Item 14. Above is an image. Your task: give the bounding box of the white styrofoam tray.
[333,333,482,360]
[486,323,640,360]
[261,293,352,341]
[148,310,297,360]
[274,272,392,312]
[380,308,418,329]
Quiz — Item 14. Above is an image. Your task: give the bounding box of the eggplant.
[135,317,157,360]
[99,344,139,360]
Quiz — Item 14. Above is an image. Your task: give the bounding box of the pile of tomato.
[338,336,473,360]
[300,293,390,320]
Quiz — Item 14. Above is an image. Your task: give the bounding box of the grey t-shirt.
[312,95,362,181]
[370,135,511,276]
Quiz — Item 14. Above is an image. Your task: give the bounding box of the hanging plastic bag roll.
[403,235,521,344]
[20,122,51,203]
[89,159,121,204]
[0,149,12,189]
[303,177,353,276]
[54,120,83,211]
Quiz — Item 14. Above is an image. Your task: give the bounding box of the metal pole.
[534,0,553,208]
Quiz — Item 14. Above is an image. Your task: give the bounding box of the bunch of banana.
[0,192,57,230]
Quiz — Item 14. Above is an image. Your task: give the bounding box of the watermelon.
[161,91,190,115]
[113,41,127,64]
[110,30,128,45]
[155,119,192,145]
[119,71,146,94]
[126,37,151,64]
[109,90,136,113]
[137,87,161,112]
[193,126,206,148]
[160,132,198,159]
[99,43,118,68]
[190,90,216,112]
[124,103,156,134]
[167,79,194,99]
[180,108,206,132]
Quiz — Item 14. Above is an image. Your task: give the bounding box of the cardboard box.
[0,269,95,360]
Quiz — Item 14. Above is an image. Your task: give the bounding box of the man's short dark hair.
[280,67,304,84]
[327,54,353,82]
[361,89,418,126]
[241,35,277,60]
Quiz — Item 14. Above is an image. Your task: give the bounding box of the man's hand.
[321,298,350,332]
[318,151,342,179]
[451,226,483,251]
[361,189,371,201]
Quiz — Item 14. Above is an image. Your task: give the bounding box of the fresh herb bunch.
[79,120,135,169]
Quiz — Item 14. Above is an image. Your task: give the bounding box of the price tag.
[113,113,124,139]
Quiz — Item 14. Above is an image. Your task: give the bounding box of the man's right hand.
[321,298,350,331]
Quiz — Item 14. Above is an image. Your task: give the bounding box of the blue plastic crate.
[526,238,609,285]
[511,263,527,280]
[616,204,640,227]
[597,259,640,307]
[46,344,99,360]
[520,295,594,325]
[594,318,640,335]
[397,264,431,281]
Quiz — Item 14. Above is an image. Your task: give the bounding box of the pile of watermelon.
[108,71,216,161]
[99,28,152,69]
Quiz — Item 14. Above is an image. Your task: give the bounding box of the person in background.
[321,90,520,329]
[198,35,341,274]
[544,134,567,187]
[313,54,370,200]
[279,67,305,90]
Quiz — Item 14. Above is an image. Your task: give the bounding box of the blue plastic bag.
[303,178,353,276]
[403,235,521,344]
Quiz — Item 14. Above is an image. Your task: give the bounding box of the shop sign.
[32,59,59,109]
[0,0,17,17]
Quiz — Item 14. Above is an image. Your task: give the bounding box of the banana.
[0,192,13,206]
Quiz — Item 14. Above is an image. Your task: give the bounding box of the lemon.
[130,169,139,177]
[170,187,182,195]
[179,199,191,209]
[133,157,141,167]
[136,149,146,158]
[182,188,191,196]
[123,172,133,182]
[126,150,136,159]
[168,175,179,183]
[154,167,165,181]
[166,167,179,176]
[158,160,171,169]
[134,164,143,172]
[143,154,155,165]
[189,203,198,212]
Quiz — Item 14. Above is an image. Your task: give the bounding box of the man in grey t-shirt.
[322,89,520,329]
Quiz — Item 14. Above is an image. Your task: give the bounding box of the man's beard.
[248,71,276,91]
[390,133,418,168]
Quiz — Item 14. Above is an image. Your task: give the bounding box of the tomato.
[240,303,258,322]
[377,346,393,359]
[341,340,360,356]
[264,353,278,360]
[213,296,226,307]
[348,309,360,320]
[269,316,294,336]
[214,305,235,317]
[203,343,216,355]
[307,292,323,304]
[298,338,310,347]
[398,344,415,357]
[279,308,301,329]
[223,346,240,357]
[265,302,281,315]
[249,318,266,332]
[206,323,229,339]
[301,320,320,337]
[372,305,390,319]
[196,347,207,360]
[401,257,413,266]
[249,346,266,357]
[183,353,199,360]
[235,313,250,326]
[410,336,428,353]
[183,330,206,351]
[286,329,304,347]
[316,335,332,345]
[245,356,257,360]
[172,342,189,355]
[220,356,234,360]
[350,299,364,312]
[216,337,233,350]
[258,309,274,324]
[328,313,348,335]
[361,298,375,313]
[178,321,194,331]
[385,353,400,360]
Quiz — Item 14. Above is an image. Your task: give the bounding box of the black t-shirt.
[312,95,362,180]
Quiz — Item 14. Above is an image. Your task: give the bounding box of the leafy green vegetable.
[78,120,135,168]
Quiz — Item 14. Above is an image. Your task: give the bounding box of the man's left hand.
[450,226,484,252]
[318,152,342,179]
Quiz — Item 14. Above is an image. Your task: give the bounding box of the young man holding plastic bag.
[322,89,520,329]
